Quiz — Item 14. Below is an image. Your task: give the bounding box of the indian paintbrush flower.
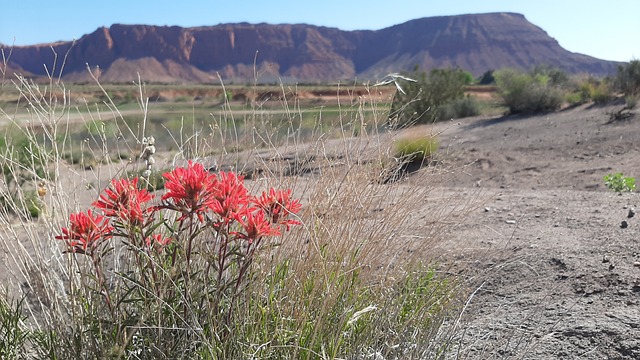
[253,188,302,230]
[93,177,154,227]
[56,209,113,255]
[161,161,219,222]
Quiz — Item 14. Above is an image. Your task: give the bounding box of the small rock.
[633,262,640,267]
[609,264,616,271]
[621,220,629,229]
[628,208,636,218]
[484,207,491,212]
[602,256,610,263]
[505,220,517,225]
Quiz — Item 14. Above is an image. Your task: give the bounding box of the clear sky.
[1,0,638,62]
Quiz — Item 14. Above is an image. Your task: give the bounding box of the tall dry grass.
[0,56,478,359]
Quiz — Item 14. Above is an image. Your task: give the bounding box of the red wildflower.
[210,171,249,219]
[93,177,154,226]
[56,209,113,254]
[234,209,281,243]
[253,188,302,230]
[162,161,218,221]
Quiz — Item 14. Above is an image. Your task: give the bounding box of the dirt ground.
[427,102,640,359]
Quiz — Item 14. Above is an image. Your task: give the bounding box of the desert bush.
[616,59,640,96]
[494,67,564,114]
[434,95,481,120]
[394,135,439,164]
[578,77,614,104]
[604,172,636,193]
[531,64,569,87]
[389,67,476,126]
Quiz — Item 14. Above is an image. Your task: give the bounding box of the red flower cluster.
[56,209,113,254]
[162,161,218,221]
[93,178,154,226]
[253,188,302,230]
[234,209,281,242]
[58,161,302,253]
[210,171,249,219]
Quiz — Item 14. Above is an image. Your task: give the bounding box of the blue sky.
[1,0,638,62]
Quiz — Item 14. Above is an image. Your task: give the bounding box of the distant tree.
[478,70,495,85]
[389,67,478,126]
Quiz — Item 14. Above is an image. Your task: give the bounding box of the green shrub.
[494,68,564,114]
[604,172,636,192]
[394,135,439,163]
[579,78,614,104]
[616,60,640,96]
[434,95,481,120]
[389,67,474,126]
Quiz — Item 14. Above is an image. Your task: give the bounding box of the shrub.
[494,68,564,114]
[477,70,495,85]
[604,172,636,192]
[579,78,614,104]
[394,135,439,164]
[389,67,475,126]
[434,95,481,120]
[616,60,640,96]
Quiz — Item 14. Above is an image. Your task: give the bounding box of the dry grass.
[0,60,478,358]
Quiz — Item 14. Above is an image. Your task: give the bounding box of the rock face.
[2,13,621,83]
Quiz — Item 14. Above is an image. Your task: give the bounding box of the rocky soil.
[429,102,640,359]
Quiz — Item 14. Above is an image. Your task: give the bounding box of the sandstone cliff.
[2,13,621,83]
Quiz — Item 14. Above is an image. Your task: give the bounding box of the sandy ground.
[429,102,640,359]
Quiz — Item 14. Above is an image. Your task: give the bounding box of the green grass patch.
[604,172,636,193]
[394,135,439,163]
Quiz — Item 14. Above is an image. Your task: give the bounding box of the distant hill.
[1,13,622,83]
